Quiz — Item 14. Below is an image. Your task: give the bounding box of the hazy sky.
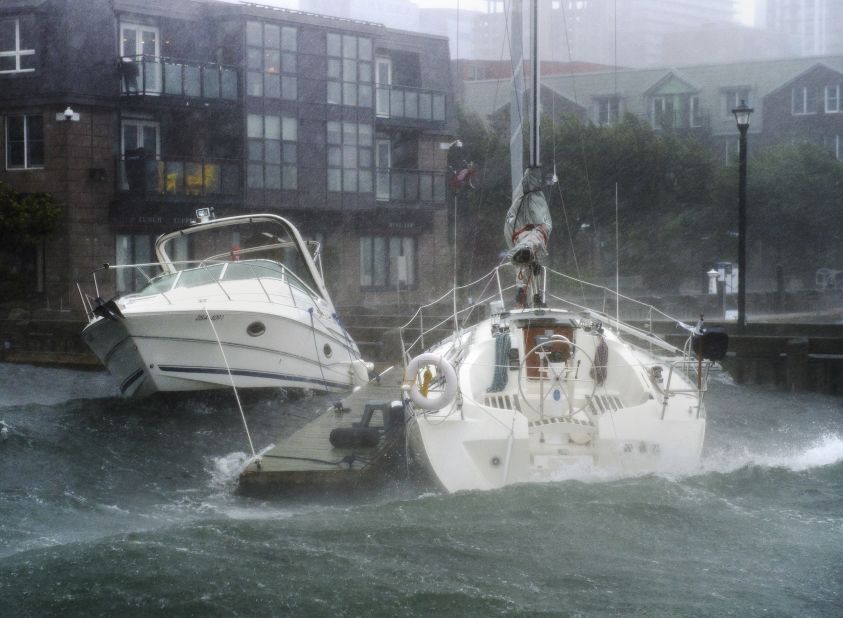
[416,1,756,26]
[247,0,757,27]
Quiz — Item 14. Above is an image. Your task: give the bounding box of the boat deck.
[238,366,406,497]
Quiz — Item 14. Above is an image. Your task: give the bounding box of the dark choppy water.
[1,364,841,616]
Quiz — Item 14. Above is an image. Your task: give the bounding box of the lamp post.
[732,100,753,330]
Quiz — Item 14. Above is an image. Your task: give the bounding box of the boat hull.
[83,304,361,398]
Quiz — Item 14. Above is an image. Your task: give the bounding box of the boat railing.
[77,258,324,322]
[399,263,697,366]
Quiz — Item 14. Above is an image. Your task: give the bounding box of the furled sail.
[504,166,552,265]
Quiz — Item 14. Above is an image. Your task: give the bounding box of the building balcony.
[375,85,447,124]
[375,167,446,203]
[119,55,239,102]
[118,154,241,200]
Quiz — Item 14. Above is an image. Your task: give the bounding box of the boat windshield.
[157,217,320,294]
[134,272,179,296]
[133,260,315,297]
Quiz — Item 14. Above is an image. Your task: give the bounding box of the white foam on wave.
[208,451,252,490]
[701,433,843,475]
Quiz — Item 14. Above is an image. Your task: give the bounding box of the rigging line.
[203,304,256,458]
[553,176,586,296]
[462,0,515,285]
[308,307,329,387]
[558,0,599,239]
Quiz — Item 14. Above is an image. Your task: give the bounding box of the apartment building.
[0,0,458,311]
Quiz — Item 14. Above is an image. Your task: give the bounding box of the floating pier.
[238,367,407,497]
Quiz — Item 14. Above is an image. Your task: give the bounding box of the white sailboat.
[78,212,370,398]
[400,0,727,493]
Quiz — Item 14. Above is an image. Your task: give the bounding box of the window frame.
[825,84,841,113]
[327,120,372,194]
[0,17,36,74]
[722,88,751,118]
[246,21,298,101]
[247,113,297,191]
[327,32,373,108]
[5,114,44,170]
[792,85,818,115]
[359,234,417,290]
[594,96,620,126]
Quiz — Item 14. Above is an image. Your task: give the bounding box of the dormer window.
[0,16,36,74]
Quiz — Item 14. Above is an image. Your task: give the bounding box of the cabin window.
[5,114,43,169]
[0,16,36,74]
[359,235,415,289]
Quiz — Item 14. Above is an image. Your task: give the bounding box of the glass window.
[264,24,280,48]
[825,85,841,113]
[5,114,43,169]
[116,234,156,292]
[0,16,36,74]
[246,21,263,46]
[360,235,415,288]
[327,32,341,57]
[327,34,373,107]
[247,115,296,190]
[327,122,372,193]
[247,21,296,101]
[792,86,818,115]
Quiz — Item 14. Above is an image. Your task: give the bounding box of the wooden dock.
[238,366,407,497]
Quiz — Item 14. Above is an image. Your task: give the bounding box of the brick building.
[0,0,458,312]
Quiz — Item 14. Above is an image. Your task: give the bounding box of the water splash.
[702,433,843,474]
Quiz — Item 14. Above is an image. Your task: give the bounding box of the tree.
[0,183,62,300]
[452,108,721,291]
[736,142,843,285]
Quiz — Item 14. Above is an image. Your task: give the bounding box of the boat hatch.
[522,323,575,379]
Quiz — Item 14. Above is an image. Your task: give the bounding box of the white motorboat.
[400,267,727,493]
[399,0,726,493]
[78,212,370,398]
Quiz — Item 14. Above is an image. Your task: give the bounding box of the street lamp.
[732,99,753,330]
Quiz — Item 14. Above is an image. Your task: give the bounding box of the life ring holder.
[403,352,458,411]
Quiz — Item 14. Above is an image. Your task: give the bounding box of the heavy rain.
[1,1,841,615]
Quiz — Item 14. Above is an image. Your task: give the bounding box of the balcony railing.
[119,55,239,101]
[376,85,446,122]
[375,167,446,203]
[119,154,241,198]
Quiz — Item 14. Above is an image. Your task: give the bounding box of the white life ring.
[404,352,458,411]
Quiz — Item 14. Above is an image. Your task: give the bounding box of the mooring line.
[203,304,256,457]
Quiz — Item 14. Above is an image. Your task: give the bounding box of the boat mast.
[529,0,539,168]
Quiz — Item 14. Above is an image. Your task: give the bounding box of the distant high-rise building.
[470,0,738,67]
[761,0,843,56]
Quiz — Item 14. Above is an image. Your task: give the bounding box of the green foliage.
[744,142,843,277]
[454,109,721,289]
[0,182,62,247]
